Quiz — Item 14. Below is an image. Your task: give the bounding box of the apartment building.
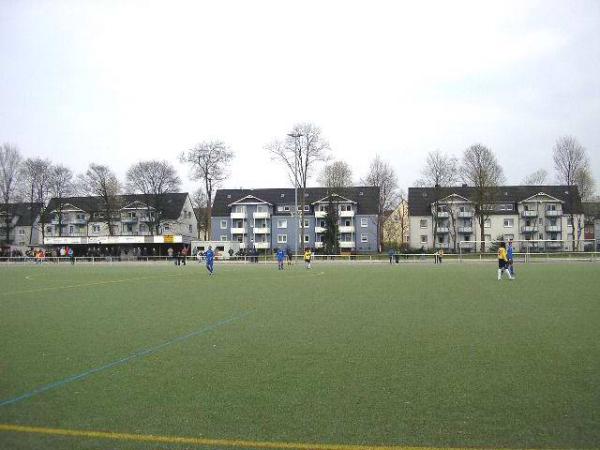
[211,187,380,253]
[582,201,600,251]
[0,202,43,248]
[408,185,584,252]
[43,193,197,253]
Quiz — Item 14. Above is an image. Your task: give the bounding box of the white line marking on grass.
[0,310,253,407]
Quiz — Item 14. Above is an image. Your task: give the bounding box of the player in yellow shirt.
[304,248,312,269]
[497,241,513,280]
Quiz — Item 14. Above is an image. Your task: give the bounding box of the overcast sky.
[1,0,599,196]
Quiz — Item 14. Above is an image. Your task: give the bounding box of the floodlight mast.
[287,132,303,259]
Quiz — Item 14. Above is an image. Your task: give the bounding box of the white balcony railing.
[253,227,270,234]
[339,225,355,233]
[339,241,355,248]
[239,242,247,249]
[458,211,474,218]
[458,226,473,233]
[436,227,449,233]
[545,210,561,217]
[314,226,327,234]
[339,210,355,218]
[545,225,561,232]
[522,210,538,217]
[230,212,246,219]
[436,211,449,218]
[314,241,324,248]
[547,241,563,248]
[121,217,138,224]
[314,211,327,218]
[230,227,246,234]
[521,226,538,233]
[253,211,270,219]
[254,242,270,249]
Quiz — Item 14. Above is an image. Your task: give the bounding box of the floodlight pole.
[287,132,303,259]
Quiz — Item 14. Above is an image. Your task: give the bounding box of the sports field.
[1,262,599,450]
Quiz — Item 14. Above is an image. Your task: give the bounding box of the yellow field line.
[0,423,510,450]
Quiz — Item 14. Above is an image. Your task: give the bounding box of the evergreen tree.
[323,196,339,254]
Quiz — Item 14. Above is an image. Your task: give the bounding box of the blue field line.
[0,310,253,407]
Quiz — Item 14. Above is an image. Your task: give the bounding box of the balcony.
[435,242,450,249]
[436,211,449,218]
[436,227,449,233]
[121,217,138,224]
[253,211,270,219]
[314,241,324,249]
[547,241,563,249]
[545,225,561,232]
[339,225,355,233]
[253,227,271,234]
[546,210,561,217]
[231,227,246,234]
[522,210,538,217]
[254,242,270,249]
[339,241,355,249]
[339,210,355,218]
[314,226,327,234]
[139,216,154,223]
[315,211,327,218]
[458,226,473,233]
[458,211,474,218]
[230,212,247,219]
[521,226,538,233]
[239,242,247,249]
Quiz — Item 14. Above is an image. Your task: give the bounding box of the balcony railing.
[458,211,473,218]
[436,227,449,233]
[253,227,270,234]
[546,241,563,248]
[254,242,270,249]
[545,225,561,232]
[314,241,324,248]
[121,217,138,224]
[314,226,327,234]
[435,242,450,249]
[230,227,246,234]
[436,211,449,218]
[545,210,561,217]
[230,212,246,219]
[522,210,537,217]
[521,226,538,233]
[339,241,355,248]
[314,211,327,218]
[339,210,355,218]
[253,211,270,219]
[458,226,473,233]
[339,225,355,233]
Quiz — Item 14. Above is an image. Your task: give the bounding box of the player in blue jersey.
[507,239,515,277]
[276,248,285,270]
[205,246,215,275]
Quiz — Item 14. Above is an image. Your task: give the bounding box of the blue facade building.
[211,187,380,253]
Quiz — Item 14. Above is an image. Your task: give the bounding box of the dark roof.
[212,187,380,216]
[0,202,44,226]
[582,201,600,220]
[45,193,190,220]
[408,185,583,216]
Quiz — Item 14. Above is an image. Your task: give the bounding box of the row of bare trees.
[416,136,596,252]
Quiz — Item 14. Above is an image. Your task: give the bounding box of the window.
[318,205,327,212]
[420,235,428,244]
[283,205,290,212]
[419,219,428,228]
[188,225,193,233]
[299,219,309,228]
[538,218,543,225]
[46,226,52,233]
[547,204,557,211]
[220,235,227,241]
[233,205,245,213]
[340,204,352,212]
[361,218,368,227]
[164,224,171,232]
[299,234,310,243]
[18,228,24,235]
[220,220,227,229]
[277,205,285,212]
[69,226,74,234]
[126,224,133,232]
[503,219,514,228]
[484,234,492,241]
[276,219,287,229]
[256,205,267,213]
[484,219,491,228]
[505,234,514,241]
[92,225,100,233]
[319,220,326,227]
[361,233,368,243]
[277,234,287,243]
[344,219,351,227]
[304,205,310,211]
[139,224,145,232]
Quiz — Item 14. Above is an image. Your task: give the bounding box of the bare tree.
[126,160,181,235]
[522,169,548,185]
[361,155,399,252]
[553,135,594,248]
[317,160,353,189]
[48,165,74,237]
[267,123,330,249]
[191,188,209,240]
[461,144,505,252]
[19,157,52,244]
[0,143,23,244]
[77,163,123,236]
[415,150,459,187]
[180,141,234,240]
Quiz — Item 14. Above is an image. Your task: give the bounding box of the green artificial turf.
[0,262,599,449]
